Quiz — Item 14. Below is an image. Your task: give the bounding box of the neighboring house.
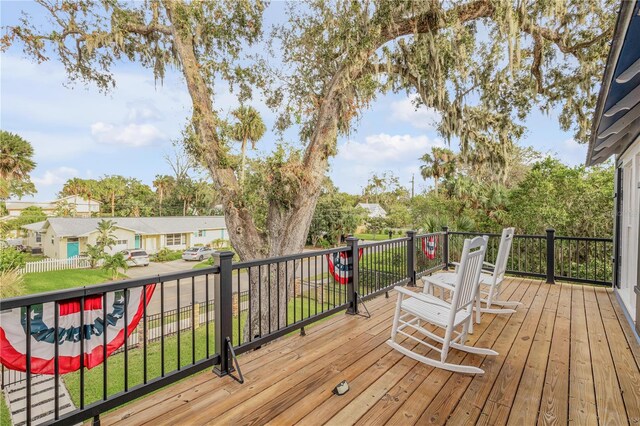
[356,203,387,218]
[586,1,640,334]
[22,221,47,250]
[22,216,229,258]
[4,195,101,218]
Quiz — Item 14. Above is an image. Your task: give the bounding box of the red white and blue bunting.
[0,285,155,374]
[421,236,438,260]
[326,249,363,285]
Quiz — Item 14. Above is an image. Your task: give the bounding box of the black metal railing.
[0,268,222,426]
[446,227,613,286]
[0,227,613,425]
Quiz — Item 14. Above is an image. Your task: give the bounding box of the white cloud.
[389,95,441,131]
[338,133,443,164]
[32,167,79,186]
[90,122,165,147]
[126,101,163,122]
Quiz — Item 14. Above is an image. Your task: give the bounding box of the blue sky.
[1,1,589,202]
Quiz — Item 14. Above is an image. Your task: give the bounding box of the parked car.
[120,249,150,267]
[182,246,214,261]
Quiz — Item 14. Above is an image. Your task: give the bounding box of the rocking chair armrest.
[482,261,496,273]
[393,287,450,307]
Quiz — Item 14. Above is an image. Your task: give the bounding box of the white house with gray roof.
[22,216,228,258]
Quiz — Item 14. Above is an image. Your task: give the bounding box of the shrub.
[152,248,182,262]
[0,248,25,272]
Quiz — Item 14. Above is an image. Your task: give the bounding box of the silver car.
[121,249,150,267]
[182,246,214,261]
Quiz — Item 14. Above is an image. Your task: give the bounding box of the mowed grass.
[64,295,330,408]
[21,269,122,295]
[1,396,10,426]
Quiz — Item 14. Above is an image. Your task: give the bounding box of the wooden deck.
[103,278,640,425]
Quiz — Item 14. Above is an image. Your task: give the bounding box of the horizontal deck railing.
[447,228,613,285]
[0,227,613,425]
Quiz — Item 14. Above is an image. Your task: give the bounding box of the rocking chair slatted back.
[451,236,488,312]
[491,227,515,284]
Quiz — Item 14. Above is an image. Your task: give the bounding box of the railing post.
[346,237,359,315]
[406,230,417,286]
[442,226,450,270]
[546,228,556,284]
[213,251,234,377]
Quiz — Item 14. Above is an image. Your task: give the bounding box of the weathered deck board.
[101,278,640,426]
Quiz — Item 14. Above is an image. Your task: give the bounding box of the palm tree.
[229,105,266,184]
[153,175,175,216]
[96,219,117,250]
[61,177,85,197]
[101,252,128,280]
[419,147,456,195]
[0,131,36,198]
[101,175,126,216]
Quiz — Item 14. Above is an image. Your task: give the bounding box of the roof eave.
[586,1,637,166]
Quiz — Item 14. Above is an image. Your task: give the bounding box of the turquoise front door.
[67,241,79,258]
[135,234,141,249]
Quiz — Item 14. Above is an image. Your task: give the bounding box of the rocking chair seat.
[425,271,494,289]
[401,293,471,329]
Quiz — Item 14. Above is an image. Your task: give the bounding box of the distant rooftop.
[357,203,387,218]
[23,216,227,237]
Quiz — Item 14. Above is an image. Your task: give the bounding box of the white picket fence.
[19,256,92,274]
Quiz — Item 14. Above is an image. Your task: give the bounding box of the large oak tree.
[2,0,615,337]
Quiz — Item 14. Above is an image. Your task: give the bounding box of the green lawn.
[22,269,123,295]
[63,294,329,408]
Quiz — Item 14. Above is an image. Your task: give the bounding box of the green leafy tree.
[229,105,267,185]
[4,0,615,338]
[308,193,363,246]
[507,158,614,237]
[101,252,128,280]
[6,206,47,231]
[0,130,36,199]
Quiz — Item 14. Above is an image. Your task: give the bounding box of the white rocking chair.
[423,228,522,326]
[387,236,497,374]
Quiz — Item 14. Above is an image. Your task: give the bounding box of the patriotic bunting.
[0,285,155,374]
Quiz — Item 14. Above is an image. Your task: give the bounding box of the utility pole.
[410,174,415,200]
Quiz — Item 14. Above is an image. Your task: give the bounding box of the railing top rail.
[360,237,410,247]
[0,265,220,310]
[448,230,613,242]
[555,235,613,242]
[415,231,445,238]
[232,246,349,270]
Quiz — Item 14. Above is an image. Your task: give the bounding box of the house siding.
[616,135,640,325]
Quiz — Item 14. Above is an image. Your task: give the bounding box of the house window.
[197,230,206,237]
[35,232,41,243]
[115,239,127,245]
[166,233,185,246]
